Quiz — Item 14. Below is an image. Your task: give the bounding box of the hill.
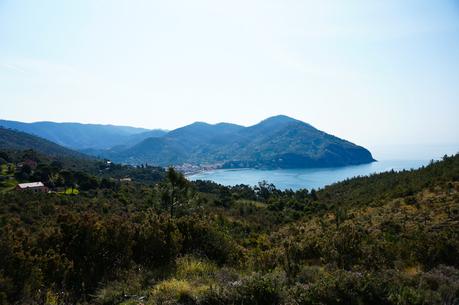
[0,128,166,186]
[0,127,91,160]
[0,147,457,304]
[103,115,374,168]
[0,119,167,150]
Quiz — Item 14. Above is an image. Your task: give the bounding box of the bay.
[188,159,430,190]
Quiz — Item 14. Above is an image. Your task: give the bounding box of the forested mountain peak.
[255,114,303,126]
[102,115,374,168]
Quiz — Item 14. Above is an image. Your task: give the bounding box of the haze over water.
[189,144,459,190]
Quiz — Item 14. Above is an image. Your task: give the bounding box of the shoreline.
[185,159,430,190]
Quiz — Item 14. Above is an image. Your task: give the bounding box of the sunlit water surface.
[189,144,459,190]
[188,159,430,190]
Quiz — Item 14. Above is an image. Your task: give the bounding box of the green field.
[63,188,79,195]
[0,163,17,193]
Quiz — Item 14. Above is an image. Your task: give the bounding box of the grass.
[93,269,144,305]
[0,164,8,176]
[64,188,79,195]
[0,164,18,193]
[175,256,217,280]
[0,163,15,178]
[93,257,218,305]
[146,256,217,304]
[149,279,209,305]
[0,178,18,193]
[404,265,422,277]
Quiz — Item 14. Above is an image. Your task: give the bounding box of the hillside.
[104,115,374,168]
[0,148,457,304]
[0,128,165,186]
[0,119,167,150]
[0,127,90,160]
[0,116,374,169]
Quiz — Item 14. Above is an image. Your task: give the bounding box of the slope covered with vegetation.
[104,115,375,168]
[0,149,457,304]
[0,127,90,160]
[0,120,166,150]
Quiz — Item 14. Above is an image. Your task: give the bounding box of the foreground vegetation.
[0,151,458,305]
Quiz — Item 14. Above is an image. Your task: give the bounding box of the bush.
[177,216,241,265]
[94,270,144,305]
[199,272,284,305]
[288,270,391,305]
[149,278,208,305]
[175,256,217,280]
[133,213,183,267]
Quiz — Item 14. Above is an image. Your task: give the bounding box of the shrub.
[199,272,284,305]
[288,270,391,305]
[175,256,217,281]
[177,216,240,265]
[133,213,183,267]
[149,278,209,305]
[94,270,144,305]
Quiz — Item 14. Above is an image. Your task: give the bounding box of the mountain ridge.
[100,115,375,168]
[0,126,92,160]
[0,115,375,169]
[0,119,167,150]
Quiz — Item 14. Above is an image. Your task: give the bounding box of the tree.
[15,164,32,181]
[216,187,232,208]
[310,189,318,201]
[160,168,191,217]
[334,206,348,229]
[60,170,75,190]
[255,180,277,202]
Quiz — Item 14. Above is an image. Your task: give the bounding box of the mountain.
[0,119,167,150]
[102,115,375,168]
[0,127,90,160]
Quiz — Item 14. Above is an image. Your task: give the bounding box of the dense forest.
[0,150,458,305]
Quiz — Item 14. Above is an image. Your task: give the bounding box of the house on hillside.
[16,182,48,193]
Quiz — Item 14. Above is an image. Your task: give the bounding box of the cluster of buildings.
[173,163,218,176]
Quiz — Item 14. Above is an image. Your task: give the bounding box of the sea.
[188,144,459,190]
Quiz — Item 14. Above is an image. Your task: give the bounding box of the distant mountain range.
[0,115,375,169]
[0,120,167,150]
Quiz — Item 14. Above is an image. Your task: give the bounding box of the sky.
[1,0,458,151]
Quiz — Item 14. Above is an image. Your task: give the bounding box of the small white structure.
[16,182,48,193]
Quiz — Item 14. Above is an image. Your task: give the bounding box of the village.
[173,163,220,176]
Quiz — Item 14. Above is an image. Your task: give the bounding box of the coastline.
[186,159,430,190]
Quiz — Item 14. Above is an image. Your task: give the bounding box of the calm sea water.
[188,144,459,190]
[188,159,430,190]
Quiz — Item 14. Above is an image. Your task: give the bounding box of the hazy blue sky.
[1,0,458,148]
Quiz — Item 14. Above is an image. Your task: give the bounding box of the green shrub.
[199,272,284,305]
[149,278,209,305]
[177,216,240,265]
